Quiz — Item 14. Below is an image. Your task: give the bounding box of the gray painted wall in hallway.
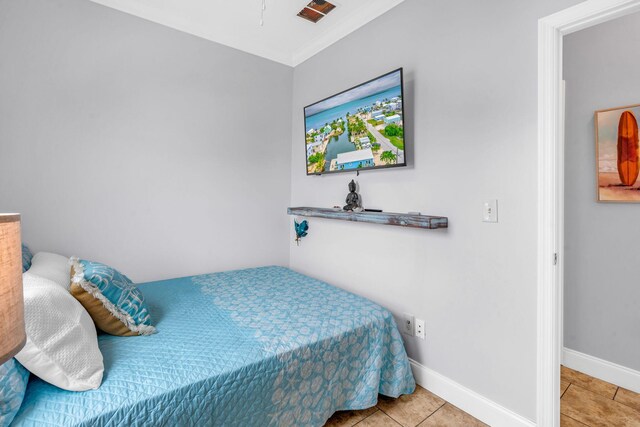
[564,12,640,371]
[0,0,293,282]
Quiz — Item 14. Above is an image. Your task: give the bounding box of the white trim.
[537,1,640,426]
[409,359,535,427]
[89,0,293,65]
[563,348,640,394]
[537,13,564,427]
[558,79,566,358]
[291,0,404,66]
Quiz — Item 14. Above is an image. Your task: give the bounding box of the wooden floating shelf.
[287,207,448,230]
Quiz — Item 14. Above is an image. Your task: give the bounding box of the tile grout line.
[375,405,391,419]
[414,402,446,426]
[562,366,619,399]
[334,387,485,427]
[354,408,402,427]
[564,414,590,427]
[562,382,640,423]
[352,409,379,427]
[560,382,570,399]
[558,384,591,426]
[564,368,640,415]
[609,389,640,414]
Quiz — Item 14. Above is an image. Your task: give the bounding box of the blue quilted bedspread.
[12,266,415,426]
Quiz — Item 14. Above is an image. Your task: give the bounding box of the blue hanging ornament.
[294,219,309,246]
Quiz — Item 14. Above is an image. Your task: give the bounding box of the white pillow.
[26,252,71,290]
[15,272,104,391]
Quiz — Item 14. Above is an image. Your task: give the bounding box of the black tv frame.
[303,67,407,176]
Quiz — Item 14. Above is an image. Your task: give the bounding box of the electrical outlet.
[402,313,414,336]
[415,319,425,339]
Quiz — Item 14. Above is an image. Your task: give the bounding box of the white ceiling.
[89,0,405,67]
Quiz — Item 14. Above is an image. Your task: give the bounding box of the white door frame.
[537,0,640,426]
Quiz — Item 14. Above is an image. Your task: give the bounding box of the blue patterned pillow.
[69,257,155,336]
[21,244,33,273]
[0,359,30,426]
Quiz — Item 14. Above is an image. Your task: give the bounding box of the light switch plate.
[483,199,498,223]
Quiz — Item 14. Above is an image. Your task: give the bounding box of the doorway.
[538,1,640,426]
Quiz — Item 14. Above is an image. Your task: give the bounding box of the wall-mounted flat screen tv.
[304,68,406,175]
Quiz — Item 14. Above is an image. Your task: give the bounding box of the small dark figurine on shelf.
[343,180,360,211]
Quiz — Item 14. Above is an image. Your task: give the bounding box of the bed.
[12,266,415,426]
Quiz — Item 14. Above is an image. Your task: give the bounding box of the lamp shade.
[0,214,26,365]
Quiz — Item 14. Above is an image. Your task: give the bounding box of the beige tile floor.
[324,366,640,426]
[324,385,486,427]
[560,365,640,426]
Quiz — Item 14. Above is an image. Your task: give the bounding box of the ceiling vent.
[297,1,336,23]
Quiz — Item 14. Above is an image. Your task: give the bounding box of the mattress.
[12,266,415,426]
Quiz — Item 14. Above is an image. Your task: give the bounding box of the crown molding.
[290,0,405,66]
[89,0,405,67]
[89,0,295,66]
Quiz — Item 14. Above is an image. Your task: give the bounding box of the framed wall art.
[595,104,640,202]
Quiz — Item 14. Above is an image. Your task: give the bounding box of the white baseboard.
[562,348,640,393]
[409,359,535,427]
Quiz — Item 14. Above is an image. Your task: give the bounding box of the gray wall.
[0,0,293,282]
[289,0,581,420]
[564,13,640,371]
[3,0,612,422]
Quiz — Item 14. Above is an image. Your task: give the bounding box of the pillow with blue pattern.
[21,244,33,273]
[0,359,30,426]
[69,257,155,336]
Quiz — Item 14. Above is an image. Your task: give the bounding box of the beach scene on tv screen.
[305,70,404,174]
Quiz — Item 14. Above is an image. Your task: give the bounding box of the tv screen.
[304,68,406,175]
